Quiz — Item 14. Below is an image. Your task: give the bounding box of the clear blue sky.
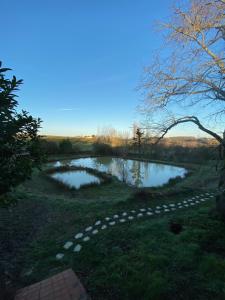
[1,0,219,137]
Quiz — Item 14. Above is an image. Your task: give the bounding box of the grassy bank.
[1,155,224,299]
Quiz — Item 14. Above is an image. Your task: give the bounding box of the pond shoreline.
[47,153,196,171]
[46,155,189,189]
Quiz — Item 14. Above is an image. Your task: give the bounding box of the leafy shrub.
[169,220,183,234]
[93,142,113,155]
[72,143,81,154]
[40,140,59,155]
[59,139,73,154]
[0,62,43,198]
[166,175,183,186]
[128,189,157,202]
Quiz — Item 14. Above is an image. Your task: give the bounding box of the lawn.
[1,155,225,300]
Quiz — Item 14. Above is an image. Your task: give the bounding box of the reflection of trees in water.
[93,157,112,173]
[95,156,112,166]
[130,160,144,187]
[143,161,149,182]
[114,158,129,183]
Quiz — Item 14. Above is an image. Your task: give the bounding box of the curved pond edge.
[45,155,192,190]
[45,165,112,191]
[47,154,195,171]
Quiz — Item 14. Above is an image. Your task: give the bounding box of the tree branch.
[154,116,224,147]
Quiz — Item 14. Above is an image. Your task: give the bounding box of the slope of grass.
[1,156,224,300]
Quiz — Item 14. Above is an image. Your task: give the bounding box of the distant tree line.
[41,127,219,163]
[92,141,218,164]
[40,138,81,155]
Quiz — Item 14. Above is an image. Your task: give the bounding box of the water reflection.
[57,157,187,188]
[51,170,101,189]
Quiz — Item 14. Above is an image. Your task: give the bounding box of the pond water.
[54,157,187,188]
[51,170,101,189]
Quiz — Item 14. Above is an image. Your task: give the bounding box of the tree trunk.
[216,131,225,217]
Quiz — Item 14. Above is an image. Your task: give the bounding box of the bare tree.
[141,0,225,215]
[133,128,145,154]
[142,0,225,116]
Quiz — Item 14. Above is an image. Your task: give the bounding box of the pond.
[50,170,101,189]
[54,157,187,188]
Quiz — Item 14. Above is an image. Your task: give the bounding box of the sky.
[1,0,222,137]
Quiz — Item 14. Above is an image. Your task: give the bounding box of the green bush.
[59,139,73,154]
[40,140,59,155]
[0,62,43,198]
[93,142,113,155]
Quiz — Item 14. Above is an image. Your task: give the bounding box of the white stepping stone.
[83,236,90,242]
[210,195,214,198]
[74,244,82,252]
[195,201,200,203]
[201,199,205,202]
[155,210,161,214]
[128,216,134,220]
[156,206,161,209]
[101,225,107,230]
[105,217,110,221]
[147,212,153,216]
[164,209,170,212]
[63,241,73,250]
[56,253,64,260]
[55,161,61,167]
[122,212,127,216]
[109,221,116,226]
[137,213,143,217]
[169,204,175,207]
[120,219,126,223]
[190,203,195,205]
[113,215,119,219]
[163,205,167,208]
[131,210,136,213]
[92,229,98,234]
[75,233,83,239]
[147,207,152,210]
[95,220,101,226]
[178,206,183,208]
[184,204,189,207]
[183,201,187,203]
[85,226,92,232]
[140,208,146,212]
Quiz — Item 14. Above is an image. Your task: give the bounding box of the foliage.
[0,62,43,198]
[59,139,73,154]
[40,139,81,155]
[40,140,59,155]
[133,128,144,154]
[93,142,113,155]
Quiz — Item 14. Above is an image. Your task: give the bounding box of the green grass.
[1,156,224,300]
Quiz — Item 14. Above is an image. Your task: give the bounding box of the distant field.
[42,135,95,151]
[42,135,219,148]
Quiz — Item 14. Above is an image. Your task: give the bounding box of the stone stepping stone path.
[56,190,219,260]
